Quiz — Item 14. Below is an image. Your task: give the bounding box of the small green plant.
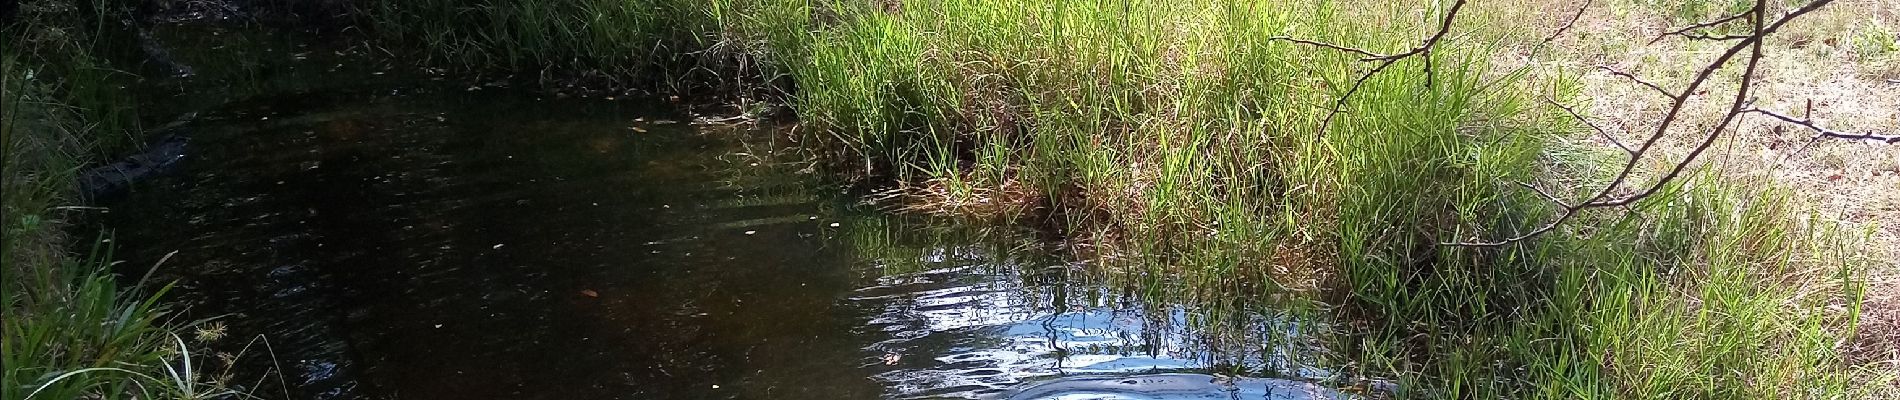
[2,241,240,400]
[1850,21,1898,78]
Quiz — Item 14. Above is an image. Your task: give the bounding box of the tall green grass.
[357,0,1880,397]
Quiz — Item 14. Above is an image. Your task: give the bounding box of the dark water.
[100,25,1347,400]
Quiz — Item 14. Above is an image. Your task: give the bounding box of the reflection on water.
[1006,374,1341,400]
[101,25,1347,400]
[854,251,1326,398]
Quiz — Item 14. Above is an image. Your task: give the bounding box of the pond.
[97,24,1349,400]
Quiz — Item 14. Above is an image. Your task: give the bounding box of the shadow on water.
[99,24,1352,400]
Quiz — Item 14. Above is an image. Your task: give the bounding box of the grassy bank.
[3,3,244,398]
[368,0,1883,398]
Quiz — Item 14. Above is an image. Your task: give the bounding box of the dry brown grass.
[870,174,1044,220]
[1857,275,1900,395]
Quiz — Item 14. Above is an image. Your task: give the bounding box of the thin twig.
[1518,181,1572,208]
[1679,32,1751,41]
[1538,0,1594,47]
[1596,65,1676,98]
[1651,9,1752,44]
[1545,96,1631,154]
[1269,0,1471,139]
[1264,36,1387,59]
[1745,108,1900,143]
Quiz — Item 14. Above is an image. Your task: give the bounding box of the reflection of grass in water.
[833,211,1004,276]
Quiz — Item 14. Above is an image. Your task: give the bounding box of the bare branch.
[1586,0,1833,208]
[1266,36,1388,59]
[1746,108,1900,143]
[1518,181,1572,208]
[1679,32,1751,41]
[1651,9,1752,44]
[1441,208,1582,247]
[1538,0,1594,47]
[1596,65,1676,98]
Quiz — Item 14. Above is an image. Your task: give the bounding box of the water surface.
[101,24,1345,400]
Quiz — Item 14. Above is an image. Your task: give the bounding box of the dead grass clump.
[870,175,1043,221]
[1850,272,1900,385]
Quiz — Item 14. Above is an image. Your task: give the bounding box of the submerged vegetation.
[368,0,1892,398]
